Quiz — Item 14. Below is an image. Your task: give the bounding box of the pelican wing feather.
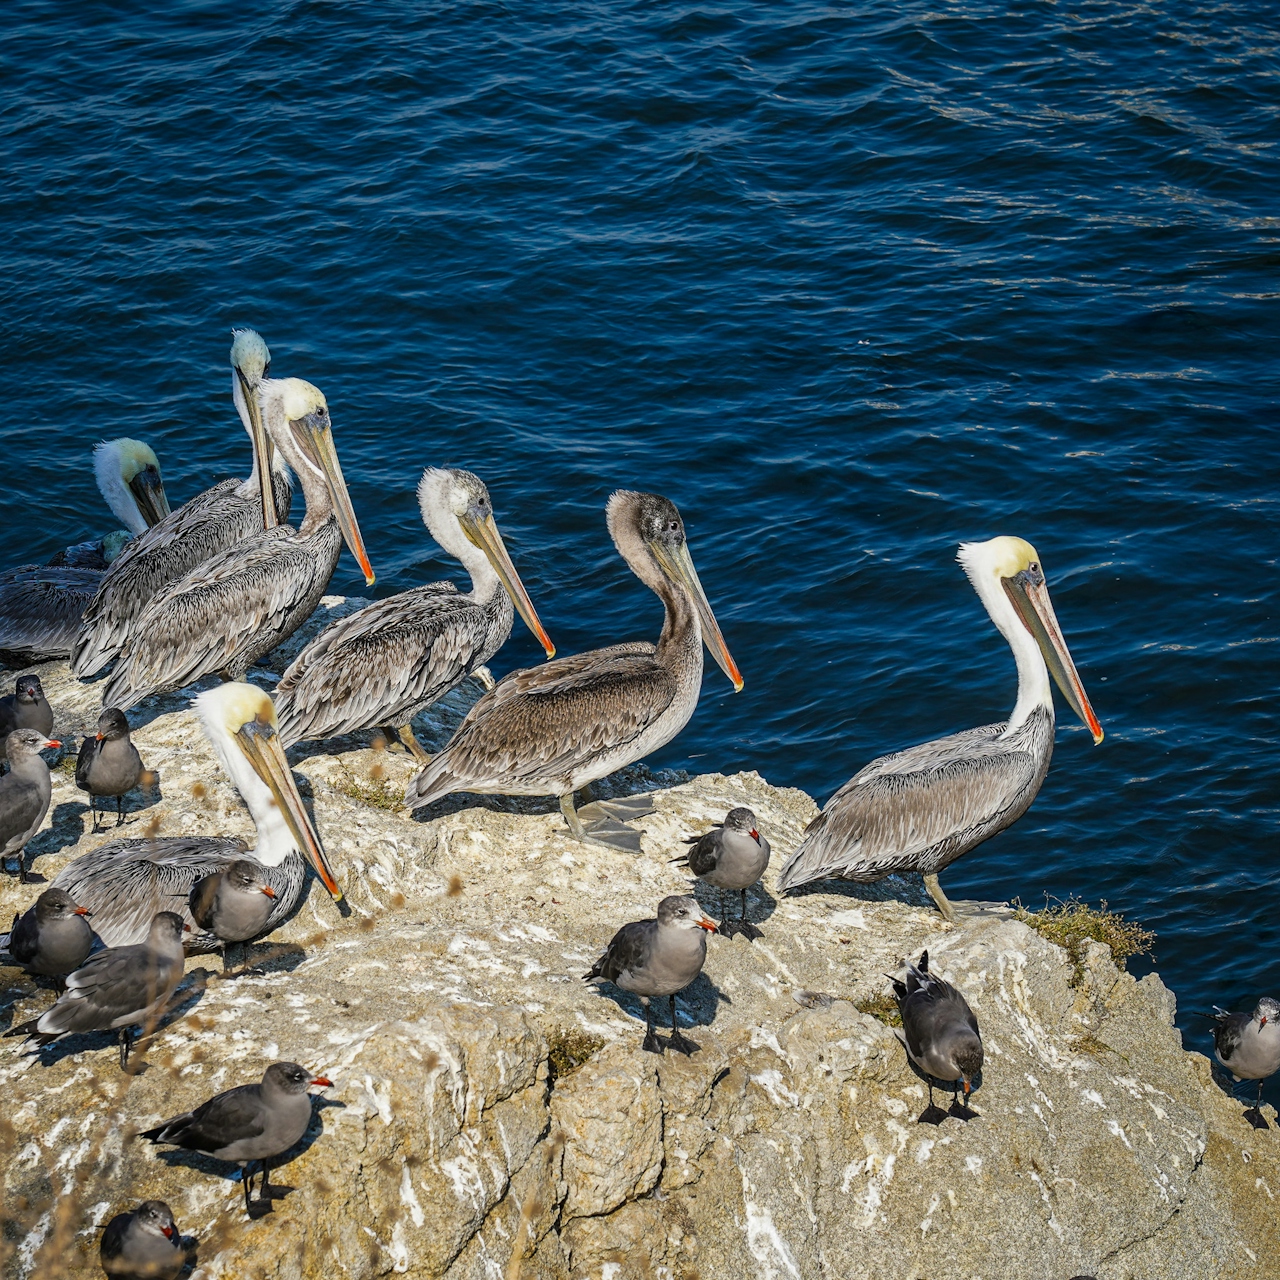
[0,566,102,660]
[52,836,250,949]
[406,642,673,807]
[275,581,505,746]
[777,720,1045,892]
[102,523,339,710]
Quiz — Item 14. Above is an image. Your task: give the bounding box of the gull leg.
[918,1079,947,1126]
[118,1027,131,1071]
[1245,1078,1270,1129]
[116,794,125,826]
[667,994,699,1056]
[396,724,432,762]
[737,887,763,941]
[949,1079,979,1121]
[640,998,663,1055]
[923,873,958,923]
[242,1164,253,1215]
[90,797,100,834]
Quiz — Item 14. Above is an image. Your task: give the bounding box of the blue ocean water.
[2,1,1277,1062]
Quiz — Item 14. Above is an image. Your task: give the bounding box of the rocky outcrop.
[1,599,1278,1279]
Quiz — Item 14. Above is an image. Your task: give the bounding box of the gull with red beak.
[778,536,1103,921]
[584,894,720,1055]
[53,684,342,950]
[406,491,743,851]
[190,858,281,973]
[673,806,771,941]
[99,1199,186,1280]
[1208,998,1280,1129]
[140,1061,333,1216]
[101,376,375,710]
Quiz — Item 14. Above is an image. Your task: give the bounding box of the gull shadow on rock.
[592,970,729,1038]
[903,1053,983,1124]
[687,881,778,936]
[24,800,93,869]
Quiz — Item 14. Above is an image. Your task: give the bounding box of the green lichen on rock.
[546,1025,606,1084]
[855,993,902,1027]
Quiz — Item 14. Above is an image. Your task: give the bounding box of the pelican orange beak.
[1002,566,1102,744]
[293,410,376,587]
[459,509,555,657]
[237,364,281,530]
[234,713,344,902]
[650,538,744,691]
[126,464,172,529]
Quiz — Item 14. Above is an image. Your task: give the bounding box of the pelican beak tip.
[364,572,376,587]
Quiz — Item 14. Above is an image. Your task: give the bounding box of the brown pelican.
[274,466,554,758]
[52,682,342,949]
[777,536,1102,921]
[405,491,742,849]
[0,439,171,663]
[72,329,292,678]
[101,378,373,711]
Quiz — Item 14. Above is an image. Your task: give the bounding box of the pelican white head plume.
[194,682,342,898]
[93,438,171,534]
[258,377,375,585]
[417,467,555,656]
[230,328,280,527]
[956,536,1102,743]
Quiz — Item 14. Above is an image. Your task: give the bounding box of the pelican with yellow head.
[778,535,1102,920]
[101,377,376,711]
[53,683,341,949]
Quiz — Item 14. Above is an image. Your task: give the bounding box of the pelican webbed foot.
[560,793,653,853]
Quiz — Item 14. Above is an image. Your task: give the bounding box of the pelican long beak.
[649,539,744,691]
[294,414,375,586]
[1002,572,1103,743]
[234,716,343,901]
[237,366,280,530]
[126,465,171,529]
[459,510,555,657]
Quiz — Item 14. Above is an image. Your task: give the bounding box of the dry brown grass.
[855,993,902,1028]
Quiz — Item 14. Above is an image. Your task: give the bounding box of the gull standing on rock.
[0,728,60,882]
[99,1199,186,1280]
[5,910,187,1068]
[140,1061,332,1216]
[189,858,278,972]
[72,330,293,679]
[673,806,770,940]
[100,377,374,711]
[584,894,719,1055]
[1209,998,1280,1129]
[275,466,554,759]
[3,886,95,982]
[406,491,742,851]
[0,438,171,664]
[892,950,984,1124]
[53,683,341,949]
[778,537,1102,921]
[76,707,146,830]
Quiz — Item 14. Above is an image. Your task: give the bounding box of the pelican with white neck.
[71,328,293,678]
[274,466,554,757]
[52,683,342,949]
[777,536,1102,920]
[100,376,375,710]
